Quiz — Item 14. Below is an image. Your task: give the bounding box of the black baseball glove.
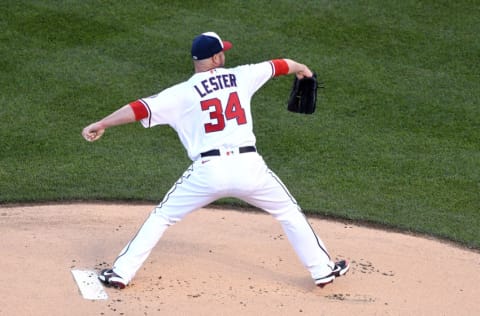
[287,73,321,114]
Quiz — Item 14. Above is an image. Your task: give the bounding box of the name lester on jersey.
[194,73,237,97]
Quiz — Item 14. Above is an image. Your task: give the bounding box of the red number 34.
[201,92,247,133]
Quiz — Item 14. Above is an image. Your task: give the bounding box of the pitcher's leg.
[111,164,217,284]
[242,168,334,280]
[112,211,173,283]
[273,204,334,279]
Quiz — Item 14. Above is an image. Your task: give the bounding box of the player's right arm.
[82,104,138,142]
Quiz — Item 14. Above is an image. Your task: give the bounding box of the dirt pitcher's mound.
[0,203,478,316]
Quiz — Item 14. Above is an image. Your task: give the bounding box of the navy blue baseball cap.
[191,32,233,60]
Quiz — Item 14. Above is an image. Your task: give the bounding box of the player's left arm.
[271,58,313,79]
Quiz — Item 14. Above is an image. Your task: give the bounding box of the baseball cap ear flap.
[191,32,232,60]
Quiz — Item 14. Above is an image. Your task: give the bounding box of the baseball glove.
[287,73,321,114]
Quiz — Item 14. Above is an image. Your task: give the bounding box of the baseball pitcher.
[82,32,349,289]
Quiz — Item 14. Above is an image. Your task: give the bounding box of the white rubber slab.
[71,269,108,300]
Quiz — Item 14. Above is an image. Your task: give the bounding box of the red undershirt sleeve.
[129,100,149,121]
[271,59,289,77]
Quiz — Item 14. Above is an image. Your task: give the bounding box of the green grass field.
[1,1,479,248]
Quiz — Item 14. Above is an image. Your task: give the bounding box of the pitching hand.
[82,122,105,142]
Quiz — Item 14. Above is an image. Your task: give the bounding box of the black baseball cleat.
[98,269,127,289]
[315,260,350,288]
[332,260,350,277]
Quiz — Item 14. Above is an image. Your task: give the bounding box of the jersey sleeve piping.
[268,61,275,78]
[142,99,152,127]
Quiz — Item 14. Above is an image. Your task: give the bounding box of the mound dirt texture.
[0,203,478,316]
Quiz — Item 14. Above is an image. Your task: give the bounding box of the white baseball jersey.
[135,61,275,160]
